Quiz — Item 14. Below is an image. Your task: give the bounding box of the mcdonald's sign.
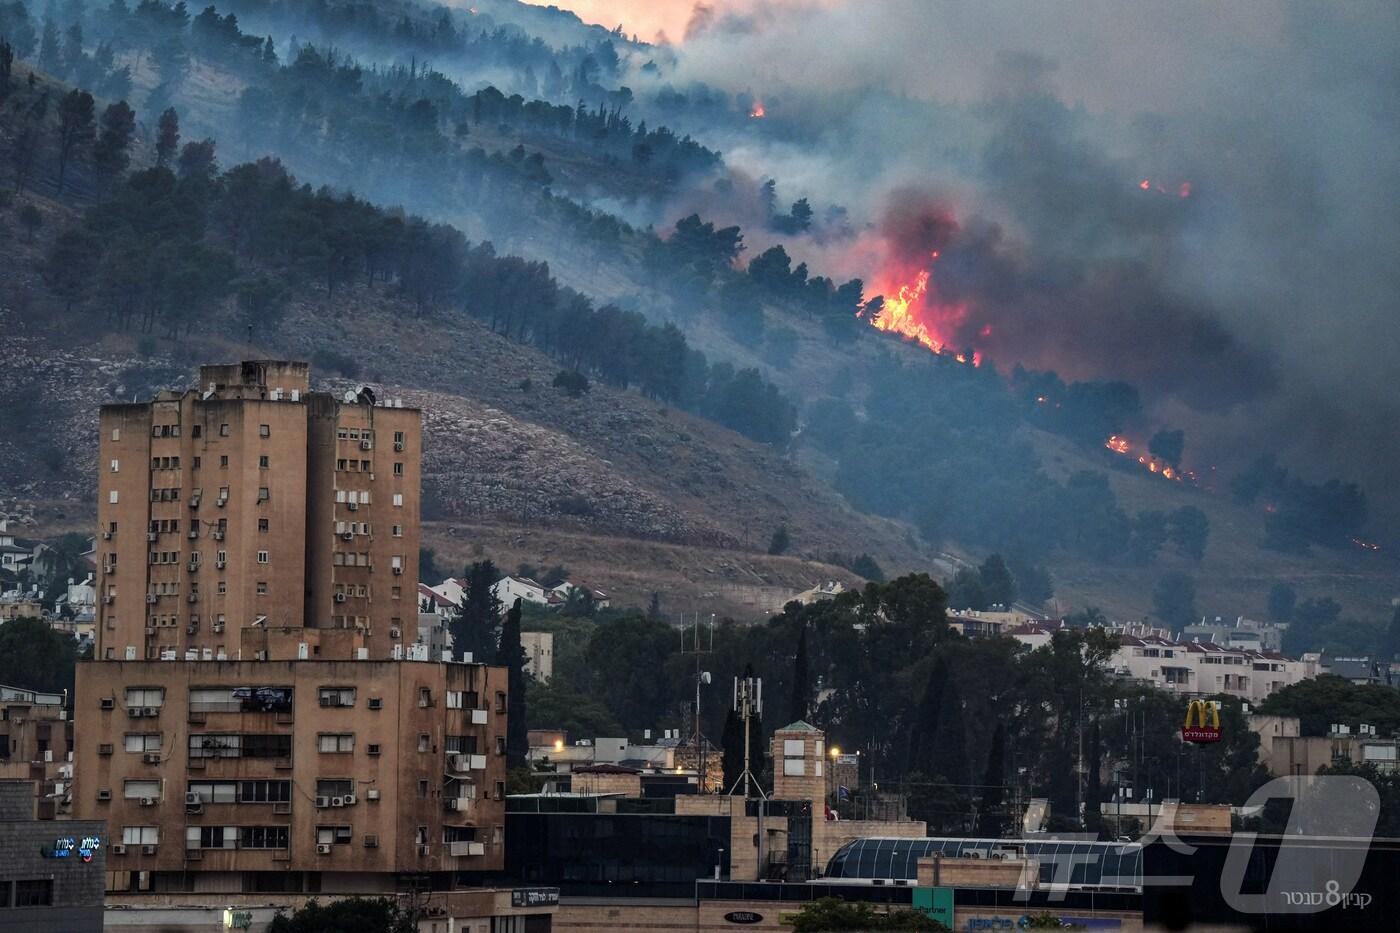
[1182,699,1222,744]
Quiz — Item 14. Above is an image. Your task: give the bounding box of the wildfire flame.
[865,253,979,365]
[749,102,766,118]
[1104,435,1191,483]
[1137,178,1192,198]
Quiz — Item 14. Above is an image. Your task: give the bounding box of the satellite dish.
[701,671,712,685]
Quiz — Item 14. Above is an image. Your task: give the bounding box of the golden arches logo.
[1182,699,1222,744]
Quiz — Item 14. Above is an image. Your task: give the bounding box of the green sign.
[913,886,955,928]
[224,909,254,930]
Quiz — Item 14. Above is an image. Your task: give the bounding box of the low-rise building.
[0,779,106,932]
[1249,714,1400,778]
[0,684,71,819]
[521,630,554,683]
[492,576,552,608]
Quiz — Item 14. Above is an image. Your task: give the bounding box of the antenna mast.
[728,673,768,800]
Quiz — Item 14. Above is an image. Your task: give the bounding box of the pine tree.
[451,560,500,664]
[499,598,528,768]
[720,707,744,793]
[789,623,809,724]
[155,106,179,168]
[54,87,94,193]
[92,99,135,191]
[908,657,948,777]
[974,722,1007,838]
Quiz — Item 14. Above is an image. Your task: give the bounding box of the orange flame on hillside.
[865,252,980,365]
[749,102,766,118]
[1104,435,1193,483]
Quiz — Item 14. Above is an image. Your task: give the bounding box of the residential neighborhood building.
[0,684,72,819]
[0,779,106,932]
[1250,714,1400,779]
[521,630,554,682]
[491,575,553,608]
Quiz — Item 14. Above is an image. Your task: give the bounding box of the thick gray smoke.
[640,0,1400,513]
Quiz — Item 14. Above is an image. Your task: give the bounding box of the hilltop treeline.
[15,83,796,445]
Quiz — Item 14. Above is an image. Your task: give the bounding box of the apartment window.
[239,780,290,802]
[13,880,53,907]
[393,462,403,476]
[259,455,269,469]
[256,582,268,595]
[316,779,354,798]
[241,826,289,849]
[187,782,237,804]
[109,490,119,504]
[257,551,269,564]
[217,582,227,595]
[391,586,401,599]
[192,456,201,468]
[219,424,230,436]
[445,735,478,755]
[259,424,270,438]
[318,687,355,708]
[258,487,270,502]
[186,826,236,850]
[191,425,201,438]
[259,518,269,532]
[220,456,229,468]
[121,826,159,845]
[316,826,353,846]
[392,524,403,537]
[337,459,347,471]
[360,460,370,471]
[495,691,507,713]
[418,687,432,708]
[111,428,121,441]
[124,733,162,753]
[418,780,429,798]
[394,431,404,444]
[495,736,507,756]
[416,826,428,845]
[494,781,506,801]
[242,734,292,759]
[110,458,120,472]
[393,493,403,507]
[317,733,355,754]
[123,780,161,800]
[418,734,430,753]
[189,734,241,759]
[126,687,164,708]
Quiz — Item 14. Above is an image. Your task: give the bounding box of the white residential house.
[418,582,460,618]
[0,521,29,573]
[492,575,552,608]
[428,577,468,608]
[550,580,610,610]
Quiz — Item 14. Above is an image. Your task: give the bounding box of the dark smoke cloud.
[647,0,1400,516]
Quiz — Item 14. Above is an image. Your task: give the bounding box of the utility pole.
[681,614,714,790]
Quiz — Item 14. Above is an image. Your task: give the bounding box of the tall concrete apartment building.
[74,361,518,908]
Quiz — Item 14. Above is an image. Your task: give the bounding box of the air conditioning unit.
[334,593,347,603]
[184,792,201,806]
[367,744,381,756]
[347,501,359,511]
[418,845,431,856]
[360,439,372,450]
[103,531,113,540]
[97,789,112,801]
[216,498,226,508]
[188,562,199,572]
[103,596,114,605]
[316,844,332,855]
[99,743,114,755]
[187,594,198,603]
[393,441,404,452]
[186,626,197,636]
[364,835,379,848]
[331,796,345,807]
[315,796,330,809]
[112,844,126,855]
[366,789,380,801]
[392,567,403,576]
[142,707,158,718]
[143,753,161,764]
[343,794,356,806]
[273,801,292,815]
[147,532,158,542]
[215,561,226,570]
[212,531,224,541]
[388,627,401,639]
[140,796,157,807]
[144,626,156,636]
[212,622,225,633]
[146,595,158,604]
[188,529,198,540]
[104,566,115,575]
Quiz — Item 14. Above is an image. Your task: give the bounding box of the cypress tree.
[975,722,1007,838]
[789,623,809,724]
[499,598,529,768]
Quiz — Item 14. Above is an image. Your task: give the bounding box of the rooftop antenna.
[681,613,714,791]
[727,672,767,800]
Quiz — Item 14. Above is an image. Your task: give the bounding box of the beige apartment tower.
[95,360,421,661]
[77,361,516,902]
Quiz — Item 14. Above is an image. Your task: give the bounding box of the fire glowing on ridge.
[749,102,766,118]
[865,251,980,365]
